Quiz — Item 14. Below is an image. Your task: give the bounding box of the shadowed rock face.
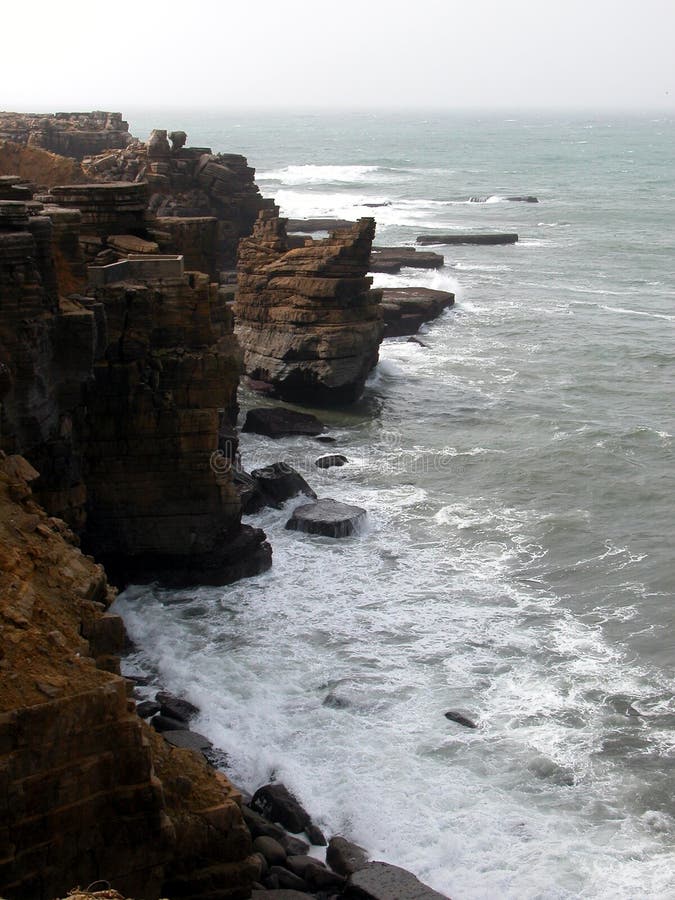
[235,208,384,405]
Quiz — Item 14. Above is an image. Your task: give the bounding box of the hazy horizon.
[3,0,673,114]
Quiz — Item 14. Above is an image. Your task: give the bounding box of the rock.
[326,836,370,876]
[444,710,478,729]
[251,783,315,834]
[407,336,428,347]
[233,468,268,514]
[286,217,355,232]
[506,195,538,202]
[135,699,160,718]
[370,246,444,273]
[253,836,287,867]
[345,861,450,899]
[235,208,384,405]
[315,435,336,443]
[305,822,327,846]
[416,233,518,245]
[243,407,326,438]
[250,462,317,507]
[161,729,213,752]
[286,855,326,878]
[315,454,348,469]
[156,691,199,723]
[306,864,347,891]
[285,498,367,538]
[251,891,313,899]
[242,806,311,857]
[107,233,159,254]
[147,128,171,158]
[169,130,187,150]
[0,110,132,160]
[269,866,308,891]
[381,287,455,337]
[151,713,188,732]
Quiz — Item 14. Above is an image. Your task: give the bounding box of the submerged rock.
[315,454,348,469]
[369,246,444,273]
[417,232,518,245]
[381,287,455,337]
[251,783,315,835]
[243,407,326,438]
[250,462,317,507]
[444,710,478,729]
[285,498,367,538]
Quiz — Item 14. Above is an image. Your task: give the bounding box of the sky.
[2,0,674,112]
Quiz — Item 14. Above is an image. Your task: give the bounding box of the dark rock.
[363,202,391,208]
[381,287,454,337]
[286,498,366,538]
[345,861,449,899]
[326,836,370,876]
[253,836,287,868]
[370,246,444,273]
[156,691,199,723]
[250,462,317,507]
[506,196,538,202]
[263,873,280,889]
[269,866,308,891]
[444,710,478,729]
[135,699,160,718]
[286,217,355,232]
[306,864,347,891]
[161,730,213,752]
[315,435,337,444]
[252,891,314,899]
[242,806,311,856]
[253,851,269,879]
[286,855,326,878]
[168,130,187,151]
[151,713,187,733]
[305,822,327,846]
[233,468,268,515]
[407,337,428,348]
[315,454,348,469]
[243,407,326,438]
[417,233,518,245]
[251,783,313,834]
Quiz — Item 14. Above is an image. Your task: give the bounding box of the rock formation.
[0,454,256,900]
[380,287,455,336]
[0,111,132,160]
[235,208,384,405]
[0,141,86,188]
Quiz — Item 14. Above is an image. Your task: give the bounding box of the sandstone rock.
[381,287,455,337]
[0,111,132,159]
[147,129,171,159]
[136,700,160,718]
[153,713,193,732]
[287,217,355,232]
[161,729,213,752]
[315,454,348,468]
[169,130,187,150]
[156,691,200,723]
[285,498,367,538]
[345,861,450,899]
[107,233,159,254]
[370,246,444,273]
[235,209,384,404]
[417,233,518,245]
[243,407,326,438]
[327,835,370,876]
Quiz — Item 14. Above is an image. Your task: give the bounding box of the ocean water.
[116,112,675,899]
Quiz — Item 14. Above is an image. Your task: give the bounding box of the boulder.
[506,195,538,202]
[156,690,199,723]
[444,710,478,729]
[345,861,450,899]
[251,891,314,899]
[251,783,314,834]
[151,713,187,733]
[269,866,308,891]
[243,407,326,438]
[253,836,287,867]
[250,462,317,507]
[161,730,213,752]
[326,836,370,876]
[315,454,348,469]
[135,699,160,718]
[285,498,366,538]
[242,806,310,856]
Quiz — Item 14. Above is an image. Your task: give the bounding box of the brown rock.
[380,287,455,337]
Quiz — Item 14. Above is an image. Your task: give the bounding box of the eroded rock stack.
[0,455,256,900]
[0,111,132,159]
[235,208,384,404]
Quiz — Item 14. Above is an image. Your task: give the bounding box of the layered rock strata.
[0,455,256,900]
[0,111,132,160]
[235,209,384,404]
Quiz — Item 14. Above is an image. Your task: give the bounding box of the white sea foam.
[257,164,406,185]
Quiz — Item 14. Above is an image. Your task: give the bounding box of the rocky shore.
[0,112,463,899]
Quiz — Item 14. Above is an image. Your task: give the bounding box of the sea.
[115,111,675,899]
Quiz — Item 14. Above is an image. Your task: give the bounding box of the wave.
[257,164,407,186]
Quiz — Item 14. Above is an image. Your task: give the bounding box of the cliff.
[0,141,86,188]
[235,208,384,405]
[0,454,256,900]
[0,112,132,160]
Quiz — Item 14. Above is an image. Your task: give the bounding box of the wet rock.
[135,699,160,718]
[242,806,310,856]
[156,690,199,723]
[370,246,444,273]
[305,822,327,846]
[286,217,355,232]
[444,710,478,729]
[306,864,347,891]
[407,336,428,347]
[250,462,317,507]
[251,782,314,834]
[381,287,455,337]
[285,498,367,538]
[269,866,308,891]
[315,454,348,469]
[251,891,312,899]
[161,729,213,752]
[253,836,287,867]
[326,836,370,876]
[417,233,518,245]
[286,855,326,878]
[506,195,538,202]
[151,713,187,732]
[315,435,337,444]
[243,407,326,438]
[345,861,450,899]
[233,468,268,514]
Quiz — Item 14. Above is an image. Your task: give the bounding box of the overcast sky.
[3,0,673,112]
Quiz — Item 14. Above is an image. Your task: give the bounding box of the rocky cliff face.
[0,112,132,160]
[235,208,384,405]
[0,141,86,188]
[0,455,256,900]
